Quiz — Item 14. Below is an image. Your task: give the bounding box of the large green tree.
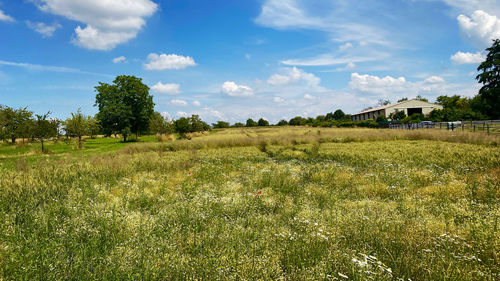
[476,39,500,119]
[95,75,154,142]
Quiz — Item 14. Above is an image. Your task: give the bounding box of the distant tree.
[377,99,391,106]
[174,117,192,135]
[289,116,307,126]
[149,112,173,135]
[190,115,209,132]
[397,97,408,102]
[0,106,33,144]
[476,39,500,119]
[332,109,346,120]
[376,115,388,122]
[231,122,245,128]
[95,75,154,142]
[64,109,90,148]
[277,119,288,126]
[325,112,334,121]
[389,110,406,121]
[246,118,257,127]
[257,118,269,126]
[212,120,230,129]
[33,112,58,153]
[415,95,428,102]
[87,116,100,138]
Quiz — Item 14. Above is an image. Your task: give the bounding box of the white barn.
[351,99,443,121]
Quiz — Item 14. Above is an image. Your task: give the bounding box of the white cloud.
[0,10,14,22]
[349,73,407,95]
[176,111,188,117]
[267,67,320,87]
[221,81,254,97]
[151,82,181,95]
[273,97,285,103]
[339,42,353,51]
[281,52,387,66]
[144,53,197,70]
[457,10,500,48]
[424,76,445,84]
[160,111,171,119]
[304,94,316,100]
[450,51,486,64]
[0,59,109,76]
[336,62,356,71]
[33,0,157,50]
[112,56,127,64]
[170,99,188,106]
[26,21,61,37]
[193,100,201,106]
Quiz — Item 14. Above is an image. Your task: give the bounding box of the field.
[0,127,499,280]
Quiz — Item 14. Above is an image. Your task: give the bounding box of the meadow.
[0,127,499,280]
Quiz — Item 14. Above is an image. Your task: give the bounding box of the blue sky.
[0,0,499,123]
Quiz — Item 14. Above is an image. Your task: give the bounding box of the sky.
[0,0,499,123]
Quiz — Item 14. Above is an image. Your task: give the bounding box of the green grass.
[0,128,499,280]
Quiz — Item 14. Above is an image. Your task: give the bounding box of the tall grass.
[0,127,498,280]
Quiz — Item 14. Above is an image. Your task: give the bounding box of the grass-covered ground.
[0,127,499,280]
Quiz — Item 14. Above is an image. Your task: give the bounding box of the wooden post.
[462,123,464,131]
[474,125,476,132]
[487,124,490,134]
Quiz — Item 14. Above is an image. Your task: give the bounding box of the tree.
[87,116,100,139]
[277,119,288,126]
[476,39,500,119]
[212,121,230,129]
[64,109,90,148]
[231,122,245,128]
[397,97,408,102]
[0,106,33,144]
[389,110,406,121]
[332,109,346,120]
[246,118,257,127]
[289,116,307,126]
[150,112,173,135]
[377,99,391,106]
[257,118,269,126]
[95,75,154,142]
[34,112,58,153]
[415,95,428,102]
[174,117,192,135]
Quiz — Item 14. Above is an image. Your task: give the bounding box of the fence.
[389,120,500,134]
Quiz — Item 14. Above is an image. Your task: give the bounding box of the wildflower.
[258,190,262,194]
[188,171,191,175]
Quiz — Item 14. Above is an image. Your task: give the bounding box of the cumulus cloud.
[304,94,316,100]
[151,82,181,95]
[170,99,188,106]
[26,21,61,37]
[273,97,285,103]
[0,10,14,22]
[193,100,201,106]
[112,56,127,64]
[32,0,157,50]
[176,111,188,117]
[349,73,406,94]
[221,81,254,97]
[424,76,445,83]
[457,10,500,48]
[450,51,485,64]
[336,62,356,72]
[339,42,353,51]
[267,67,320,87]
[144,53,197,70]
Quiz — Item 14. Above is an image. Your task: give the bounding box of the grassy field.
[0,127,499,280]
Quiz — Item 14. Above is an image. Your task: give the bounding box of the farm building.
[351,99,443,121]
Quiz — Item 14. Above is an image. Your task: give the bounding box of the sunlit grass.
[0,127,498,280]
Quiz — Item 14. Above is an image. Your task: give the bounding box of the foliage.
[95,75,154,142]
[389,110,406,121]
[277,119,288,126]
[33,112,59,152]
[476,39,500,119]
[231,122,245,128]
[289,116,307,126]
[174,115,210,136]
[257,118,269,126]
[149,112,174,135]
[64,109,92,148]
[245,118,257,127]
[212,120,230,129]
[0,105,33,143]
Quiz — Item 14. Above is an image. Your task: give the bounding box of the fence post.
[462,123,464,131]
[440,123,442,129]
[487,124,490,134]
[474,124,476,132]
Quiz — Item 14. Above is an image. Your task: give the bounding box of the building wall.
[351,100,443,121]
[385,100,443,117]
